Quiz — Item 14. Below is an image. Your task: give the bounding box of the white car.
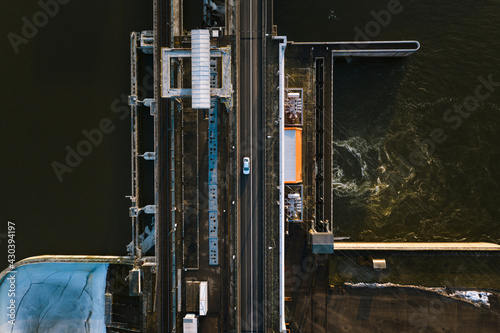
[243,157,250,175]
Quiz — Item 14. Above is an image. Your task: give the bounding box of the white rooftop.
[191,29,211,109]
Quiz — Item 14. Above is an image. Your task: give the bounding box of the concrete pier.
[334,242,500,251]
[288,40,420,57]
[0,255,135,280]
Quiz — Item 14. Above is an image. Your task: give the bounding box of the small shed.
[309,230,334,254]
[372,259,387,270]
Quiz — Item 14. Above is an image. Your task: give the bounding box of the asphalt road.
[238,0,265,332]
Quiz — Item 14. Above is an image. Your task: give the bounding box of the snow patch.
[449,290,492,307]
[345,282,492,308]
[0,262,108,332]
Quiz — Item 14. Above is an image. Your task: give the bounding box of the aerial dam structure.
[2,1,500,333]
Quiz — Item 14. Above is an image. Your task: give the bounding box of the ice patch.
[449,290,492,307]
[0,262,108,332]
[345,282,492,308]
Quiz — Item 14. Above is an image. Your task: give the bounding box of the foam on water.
[333,136,387,198]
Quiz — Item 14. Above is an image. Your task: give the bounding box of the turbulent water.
[275,0,500,243]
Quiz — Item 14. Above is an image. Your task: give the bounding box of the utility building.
[284,127,302,184]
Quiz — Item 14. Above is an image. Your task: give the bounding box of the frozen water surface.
[346,282,492,307]
[0,262,108,332]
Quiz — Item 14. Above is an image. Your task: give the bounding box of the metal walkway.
[208,58,219,266]
[334,242,500,251]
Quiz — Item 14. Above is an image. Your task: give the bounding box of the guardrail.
[0,255,135,281]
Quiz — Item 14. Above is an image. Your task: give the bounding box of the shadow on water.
[184,0,226,30]
[0,1,153,268]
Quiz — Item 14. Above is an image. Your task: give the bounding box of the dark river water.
[2,0,499,278]
[0,1,152,269]
[275,0,500,244]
